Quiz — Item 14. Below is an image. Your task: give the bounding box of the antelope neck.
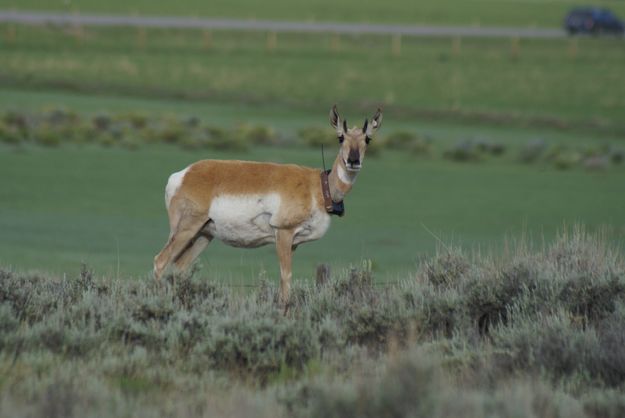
[320,169,345,217]
[328,157,356,201]
[320,157,357,217]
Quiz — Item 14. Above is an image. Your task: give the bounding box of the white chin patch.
[338,164,357,184]
[342,159,361,173]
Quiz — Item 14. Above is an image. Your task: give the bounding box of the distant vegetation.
[2,108,623,171]
[2,228,625,417]
[2,24,625,133]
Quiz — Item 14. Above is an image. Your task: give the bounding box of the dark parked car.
[564,8,624,35]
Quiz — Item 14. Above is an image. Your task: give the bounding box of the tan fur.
[153,106,382,305]
[173,160,324,228]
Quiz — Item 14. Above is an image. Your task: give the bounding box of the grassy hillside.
[2,229,625,417]
[6,0,625,27]
[2,25,625,132]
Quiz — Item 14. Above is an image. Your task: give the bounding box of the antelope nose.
[347,149,360,165]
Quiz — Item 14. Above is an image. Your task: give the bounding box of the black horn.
[343,119,348,133]
[362,118,368,133]
[330,104,339,128]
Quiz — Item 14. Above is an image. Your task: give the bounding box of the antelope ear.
[365,108,383,136]
[329,105,345,136]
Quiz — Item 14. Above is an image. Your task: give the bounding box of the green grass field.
[1,87,624,280]
[2,24,624,133]
[7,0,625,27]
[2,118,624,280]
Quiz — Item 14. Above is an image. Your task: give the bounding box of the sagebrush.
[1,228,624,417]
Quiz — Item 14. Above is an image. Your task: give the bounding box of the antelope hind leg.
[173,233,212,274]
[153,214,208,280]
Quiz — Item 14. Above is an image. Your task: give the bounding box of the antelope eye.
[365,136,372,144]
[338,135,345,144]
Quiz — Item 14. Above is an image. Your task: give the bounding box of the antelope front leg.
[275,228,295,306]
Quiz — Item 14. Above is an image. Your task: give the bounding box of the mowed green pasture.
[1,137,624,281]
[2,25,625,131]
[7,0,625,27]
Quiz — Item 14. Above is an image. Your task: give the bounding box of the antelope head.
[330,105,383,172]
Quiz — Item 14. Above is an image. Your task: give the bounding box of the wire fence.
[218,281,405,288]
[1,10,576,58]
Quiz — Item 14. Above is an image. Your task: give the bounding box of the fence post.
[73,25,85,45]
[316,264,331,287]
[452,36,462,56]
[330,33,341,52]
[136,27,147,49]
[202,30,213,50]
[568,37,578,59]
[266,31,277,51]
[510,36,520,60]
[391,34,402,56]
[5,24,16,44]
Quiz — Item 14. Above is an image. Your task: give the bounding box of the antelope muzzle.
[346,148,361,171]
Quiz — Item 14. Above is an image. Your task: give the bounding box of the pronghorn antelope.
[153,105,382,303]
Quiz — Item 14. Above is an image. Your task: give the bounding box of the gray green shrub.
[298,126,335,147]
[0,121,22,145]
[1,228,625,417]
[519,138,547,163]
[443,140,480,162]
[384,130,432,155]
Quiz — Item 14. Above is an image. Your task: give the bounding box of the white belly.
[205,194,278,248]
[204,194,331,248]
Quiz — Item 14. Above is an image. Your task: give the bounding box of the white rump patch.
[165,166,189,209]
